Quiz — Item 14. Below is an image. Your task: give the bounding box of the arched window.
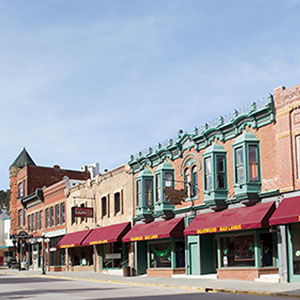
[191,166,198,197]
[184,168,190,196]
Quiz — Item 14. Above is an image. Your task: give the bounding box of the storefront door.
[200,234,216,274]
[189,242,199,275]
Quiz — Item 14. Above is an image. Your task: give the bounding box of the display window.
[102,242,123,269]
[149,241,171,268]
[221,235,255,267]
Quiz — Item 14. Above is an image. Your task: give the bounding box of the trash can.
[123,266,131,277]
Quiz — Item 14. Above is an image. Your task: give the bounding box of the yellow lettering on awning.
[61,244,75,248]
[196,227,217,234]
[90,240,108,245]
[144,234,158,240]
[130,236,143,241]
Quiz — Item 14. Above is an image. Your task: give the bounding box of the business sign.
[105,253,121,259]
[73,207,93,218]
[163,187,187,204]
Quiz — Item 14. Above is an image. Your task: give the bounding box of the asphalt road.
[0,274,296,300]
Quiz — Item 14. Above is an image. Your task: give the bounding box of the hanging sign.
[73,207,93,218]
[163,187,187,204]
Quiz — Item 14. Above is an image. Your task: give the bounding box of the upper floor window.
[50,207,54,227]
[136,180,141,207]
[216,155,226,188]
[101,196,107,217]
[135,166,154,217]
[181,156,199,200]
[39,210,43,230]
[18,183,23,198]
[46,208,49,228]
[184,168,190,194]
[18,209,22,227]
[204,157,212,191]
[155,174,161,202]
[202,142,228,207]
[23,209,26,226]
[235,147,244,184]
[191,166,198,197]
[232,130,261,186]
[144,179,153,206]
[248,145,258,181]
[28,215,31,232]
[31,213,34,231]
[55,204,60,225]
[114,192,121,214]
[35,212,39,231]
[60,203,65,224]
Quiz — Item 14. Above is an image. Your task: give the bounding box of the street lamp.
[37,236,50,275]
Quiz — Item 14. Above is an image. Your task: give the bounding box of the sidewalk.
[1,268,300,298]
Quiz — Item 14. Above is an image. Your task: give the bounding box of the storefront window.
[150,242,171,268]
[221,235,255,267]
[102,242,122,269]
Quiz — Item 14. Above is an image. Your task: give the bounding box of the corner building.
[9,149,90,271]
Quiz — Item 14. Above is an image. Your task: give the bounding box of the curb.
[1,271,300,299]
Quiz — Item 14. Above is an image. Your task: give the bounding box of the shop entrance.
[137,241,147,275]
[200,234,216,274]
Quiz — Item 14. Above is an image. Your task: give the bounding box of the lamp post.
[38,235,50,275]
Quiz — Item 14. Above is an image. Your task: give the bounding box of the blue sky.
[1,0,300,189]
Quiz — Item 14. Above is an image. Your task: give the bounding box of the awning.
[56,229,92,249]
[184,201,275,236]
[82,222,131,246]
[122,217,184,242]
[269,196,300,226]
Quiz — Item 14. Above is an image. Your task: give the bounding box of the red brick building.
[9,148,89,271]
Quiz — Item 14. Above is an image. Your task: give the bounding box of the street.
[0,274,296,300]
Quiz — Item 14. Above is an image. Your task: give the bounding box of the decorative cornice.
[128,96,275,173]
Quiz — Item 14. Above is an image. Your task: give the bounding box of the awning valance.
[56,229,92,249]
[269,196,300,226]
[184,201,275,236]
[122,217,184,242]
[82,222,131,246]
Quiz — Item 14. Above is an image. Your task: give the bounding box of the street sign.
[73,206,93,218]
[163,187,187,204]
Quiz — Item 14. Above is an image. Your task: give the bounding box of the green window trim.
[154,161,175,204]
[232,131,261,187]
[202,142,228,207]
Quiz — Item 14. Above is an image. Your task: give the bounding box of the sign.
[105,253,121,259]
[73,207,93,218]
[163,187,187,204]
[196,224,242,234]
[11,232,33,239]
[130,234,158,242]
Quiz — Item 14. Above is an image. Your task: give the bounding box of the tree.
[0,190,10,212]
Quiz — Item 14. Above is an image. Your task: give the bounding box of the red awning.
[56,229,92,249]
[82,222,131,246]
[184,201,275,236]
[269,196,300,226]
[122,217,184,242]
